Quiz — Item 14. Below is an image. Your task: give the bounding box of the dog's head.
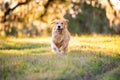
[52,19,69,33]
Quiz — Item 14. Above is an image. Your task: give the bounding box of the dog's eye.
[61,23,63,24]
[56,22,58,24]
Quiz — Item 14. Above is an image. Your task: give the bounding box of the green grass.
[0,35,120,80]
[96,66,120,80]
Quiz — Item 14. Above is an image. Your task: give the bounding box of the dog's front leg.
[59,42,69,54]
[51,42,60,53]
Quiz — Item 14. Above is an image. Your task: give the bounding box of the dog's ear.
[64,19,69,25]
[65,19,69,23]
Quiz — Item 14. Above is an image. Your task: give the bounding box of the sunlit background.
[0,0,120,80]
[0,0,120,37]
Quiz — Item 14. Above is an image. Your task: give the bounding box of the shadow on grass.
[0,42,49,50]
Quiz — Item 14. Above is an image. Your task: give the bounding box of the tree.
[0,0,120,37]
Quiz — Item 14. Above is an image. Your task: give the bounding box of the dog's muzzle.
[57,26,63,33]
[57,28,63,33]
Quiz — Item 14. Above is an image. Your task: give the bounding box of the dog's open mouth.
[57,29,63,33]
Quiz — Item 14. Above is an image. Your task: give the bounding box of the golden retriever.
[51,19,70,54]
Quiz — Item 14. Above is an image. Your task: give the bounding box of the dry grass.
[0,35,120,80]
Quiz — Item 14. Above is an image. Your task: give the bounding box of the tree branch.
[2,0,31,22]
[40,0,52,17]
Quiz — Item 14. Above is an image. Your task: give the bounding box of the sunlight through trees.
[0,0,120,37]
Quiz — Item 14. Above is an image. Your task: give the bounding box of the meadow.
[0,35,120,80]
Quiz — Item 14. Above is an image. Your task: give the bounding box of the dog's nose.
[58,26,61,29]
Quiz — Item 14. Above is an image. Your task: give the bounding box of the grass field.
[0,35,120,80]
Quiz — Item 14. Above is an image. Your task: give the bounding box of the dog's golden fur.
[51,19,70,54]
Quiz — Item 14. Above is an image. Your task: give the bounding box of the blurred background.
[0,0,120,37]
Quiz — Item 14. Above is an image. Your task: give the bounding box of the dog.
[51,19,70,54]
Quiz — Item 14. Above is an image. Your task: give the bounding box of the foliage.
[0,0,120,37]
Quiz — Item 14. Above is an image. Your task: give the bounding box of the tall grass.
[0,35,120,80]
